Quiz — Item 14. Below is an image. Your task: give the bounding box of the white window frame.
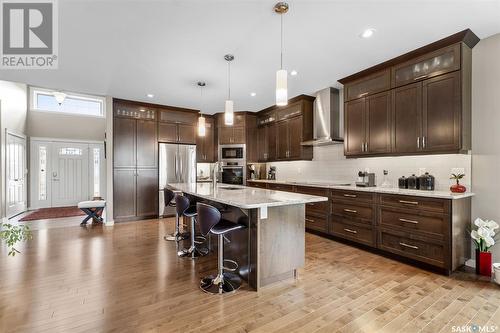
[29,86,106,118]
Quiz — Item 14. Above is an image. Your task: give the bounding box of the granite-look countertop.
[247,179,474,200]
[168,182,328,209]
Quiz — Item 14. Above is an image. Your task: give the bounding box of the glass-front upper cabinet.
[392,44,461,87]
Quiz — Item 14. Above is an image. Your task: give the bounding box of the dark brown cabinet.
[345,91,391,156]
[197,117,216,162]
[136,169,159,218]
[114,117,136,168]
[137,120,158,168]
[276,114,311,161]
[339,30,477,158]
[113,169,136,220]
[218,126,245,144]
[158,122,196,144]
[257,124,276,162]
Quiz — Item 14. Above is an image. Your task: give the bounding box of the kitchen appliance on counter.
[355,171,375,187]
[159,143,196,217]
[220,144,246,185]
[407,174,419,190]
[398,176,408,189]
[419,172,435,191]
[268,166,277,180]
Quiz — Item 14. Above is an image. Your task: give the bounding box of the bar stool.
[197,202,246,294]
[163,188,187,241]
[176,195,208,258]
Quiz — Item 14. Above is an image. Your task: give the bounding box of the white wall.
[472,33,500,262]
[104,96,113,225]
[0,80,28,219]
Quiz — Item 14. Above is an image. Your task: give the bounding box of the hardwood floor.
[0,218,499,333]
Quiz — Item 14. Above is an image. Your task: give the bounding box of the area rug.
[19,206,85,222]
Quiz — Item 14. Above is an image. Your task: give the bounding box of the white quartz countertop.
[247,179,474,200]
[168,182,328,209]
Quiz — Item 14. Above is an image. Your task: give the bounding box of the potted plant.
[471,218,498,276]
[0,223,32,256]
[450,173,467,193]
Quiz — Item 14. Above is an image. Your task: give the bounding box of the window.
[59,147,82,155]
[39,146,47,201]
[30,87,105,117]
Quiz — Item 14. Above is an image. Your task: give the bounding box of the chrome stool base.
[178,246,209,258]
[164,232,189,242]
[200,272,241,294]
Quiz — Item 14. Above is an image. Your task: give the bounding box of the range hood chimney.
[301,87,343,146]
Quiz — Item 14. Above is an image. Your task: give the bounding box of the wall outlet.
[418,168,426,176]
[451,167,465,176]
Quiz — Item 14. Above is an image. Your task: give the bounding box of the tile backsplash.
[267,145,472,191]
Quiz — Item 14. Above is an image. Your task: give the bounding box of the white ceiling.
[1,0,499,114]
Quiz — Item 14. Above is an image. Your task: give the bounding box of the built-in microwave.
[220,145,245,160]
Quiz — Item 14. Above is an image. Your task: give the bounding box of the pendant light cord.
[199,85,203,116]
[228,61,231,99]
[280,13,284,69]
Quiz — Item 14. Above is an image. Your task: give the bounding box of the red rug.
[19,206,85,222]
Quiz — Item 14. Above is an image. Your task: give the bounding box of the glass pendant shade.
[276,69,288,106]
[53,91,67,105]
[224,100,234,125]
[197,114,206,137]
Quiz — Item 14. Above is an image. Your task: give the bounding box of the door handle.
[399,242,419,250]
[343,228,358,234]
[422,136,426,149]
[399,218,419,224]
[344,208,357,213]
[343,194,357,198]
[417,137,420,149]
[398,200,419,205]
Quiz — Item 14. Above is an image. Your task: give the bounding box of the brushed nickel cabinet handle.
[344,228,358,234]
[422,136,426,149]
[344,209,357,213]
[359,92,369,97]
[343,194,357,198]
[399,242,419,250]
[307,203,315,206]
[361,143,364,152]
[399,218,419,224]
[414,74,428,80]
[399,200,419,205]
[305,218,315,223]
[417,137,420,149]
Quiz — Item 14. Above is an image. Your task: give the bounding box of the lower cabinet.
[330,218,376,247]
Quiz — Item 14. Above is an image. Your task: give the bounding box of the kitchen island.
[168,182,328,290]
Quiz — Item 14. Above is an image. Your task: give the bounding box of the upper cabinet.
[197,117,216,163]
[339,29,478,158]
[217,113,246,144]
[158,109,197,144]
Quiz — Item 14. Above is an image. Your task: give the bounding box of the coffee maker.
[355,171,376,187]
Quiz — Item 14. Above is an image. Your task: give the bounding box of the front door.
[51,142,89,207]
[6,132,27,218]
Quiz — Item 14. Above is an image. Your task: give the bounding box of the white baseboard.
[465,259,475,268]
[104,220,114,226]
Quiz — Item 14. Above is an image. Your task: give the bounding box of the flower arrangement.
[0,223,32,256]
[450,173,467,193]
[471,218,498,252]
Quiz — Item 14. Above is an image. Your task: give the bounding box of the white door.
[50,142,89,207]
[6,132,27,218]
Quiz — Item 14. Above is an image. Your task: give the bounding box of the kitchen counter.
[247,179,474,200]
[168,182,328,210]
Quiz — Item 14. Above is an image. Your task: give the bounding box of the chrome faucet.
[212,162,221,191]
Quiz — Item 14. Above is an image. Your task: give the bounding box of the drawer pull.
[343,228,358,234]
[399,242,419,250]
[398,200,419,205]
[307,203,315,206]
[399,218,419,224]
[344,209,357,213]
[305,218,315,223]
[343,194,357,198]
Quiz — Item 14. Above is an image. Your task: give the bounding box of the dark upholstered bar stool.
[176,195,208,258]
[164,188,188,242]
[197,203,246,294]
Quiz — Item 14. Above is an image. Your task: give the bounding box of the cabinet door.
[287,116,303,159]
[392,82,422,154]
[136,168,158,218]
[136,120,157,168]
[344,98,366,156]
[257,126,268,161]
[178,124,196,144]
[276,121,289,160]
[218,127,233,144]
[366,92,391,154]
[113,169,136,220]
[158,122,178,143]
[204,122,215,162]
[267,124,277,161]
[232,127,246,144]
[114,117,136,168]
[344,69,391,102]
[422,72,461,152]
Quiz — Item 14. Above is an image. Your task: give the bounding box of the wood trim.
[257,94,315,114]
[338,29,479,84]
[113,98,199,114]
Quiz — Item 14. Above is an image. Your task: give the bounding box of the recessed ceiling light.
[290,70,298,76]
[250,92,257,97]
[146,93,154,98]
[360,28,376,39]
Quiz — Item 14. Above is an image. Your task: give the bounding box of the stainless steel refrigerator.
[158,143,196,217]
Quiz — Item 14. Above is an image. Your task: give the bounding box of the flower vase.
[476,250,492,276]
[450,179,466,193]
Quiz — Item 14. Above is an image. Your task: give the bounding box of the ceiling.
[1,0,499,114]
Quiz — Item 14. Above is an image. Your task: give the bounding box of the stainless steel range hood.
[301,87,343,146]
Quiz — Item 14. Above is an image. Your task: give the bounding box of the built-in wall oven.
[219,144,246,185]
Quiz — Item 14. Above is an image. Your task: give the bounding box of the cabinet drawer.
[379,194,450,214]
[305,214,328,233]
[330,219,375,246]
[296,185,329,197]
[248,182,267,189]
[331,189,375,203]
[306,201,329,215]
[379,229,446,268]
[379,207,448,240]
[392,44,461,88]
[344,69,391,102]
[267,183,295,192]
[332,201,374,222]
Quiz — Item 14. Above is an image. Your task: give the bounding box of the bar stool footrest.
[200,272,241,294]
[222,259,238,272]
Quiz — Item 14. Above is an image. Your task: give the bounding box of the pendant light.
[224,54,234,126]
[274,2,289,106]
[197,81,206,137]
[53,91,67,105]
